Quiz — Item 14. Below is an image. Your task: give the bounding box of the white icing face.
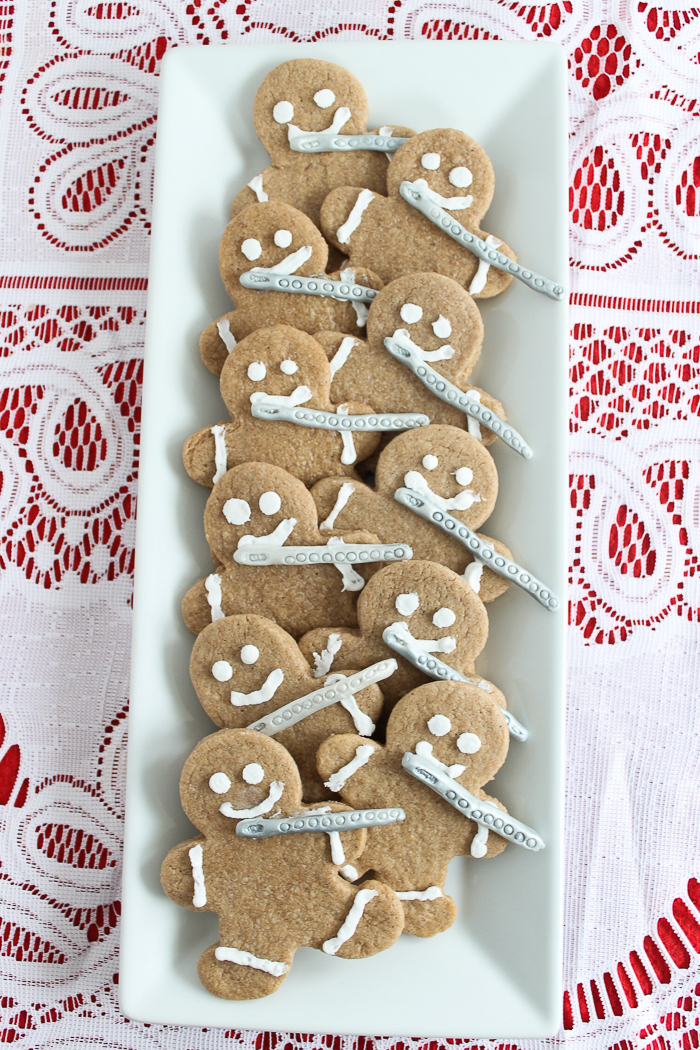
[223,498,252,526]
[209,771,231,794]
[457,732,481,754]
[400,302,423,324]
[274,228,293,248]
[395,591,420,616]
[427,714,451,736]
[280,359,298,375]
[453,467,474,486]
[242,762,265,785]
[241,238,262,261]
[432,314,452,338]
[240,644,260,665]
[422,454,438,470]
[247,360,267,382]
[314,88,335,108]
[421,152,440,170]
[273,100,294,124]
[449,166,473,188]
[259,491,282,516]
[212,660,233,682]
[433,607,456,628]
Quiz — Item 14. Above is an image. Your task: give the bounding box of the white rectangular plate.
[121,41,567,1037]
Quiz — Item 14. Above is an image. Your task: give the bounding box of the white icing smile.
[237,518,296,548]
[287,106,351,142]
[391,328,455,363]
[387,620,456,655]
[415,740,465,779]
[219,779,285,818]
[250,245,313,276]
[230,667,285,707]
[250,386,312,408]
[403,470,482,512]
[410,177,473,211]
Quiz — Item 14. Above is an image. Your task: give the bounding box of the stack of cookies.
[161,58,561,1002]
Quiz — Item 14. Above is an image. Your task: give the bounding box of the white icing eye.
[432,314,452,338]
[241,238,262,261]
[449,166,473,188]
[457,732,482,754]
[453,466,474,486]
[273,100,294,124]
[422,454,438,470]
[240,644,260,665]
[280,359,298,375]
[212,660,233,682]
[242,762,265,785]
[259,491,281,516]
[400,303,423,324]
[274,228,292,248]
[395,592,420,616]
[433,607,456,628]
[247,360,267,381]
[421,152,440,170]
[427,714,451,736]
[314,88,335,108]
[209,771,231,794]
[223,498,251,526]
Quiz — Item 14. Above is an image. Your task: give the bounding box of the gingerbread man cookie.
[161,729,404,998]
[311,425,513,602]
[190,614,395,801]
[181,462,412,638]
[231,58,414,229]
[320,129,516,297]
[316,681,511,936]
[200,201,383,376]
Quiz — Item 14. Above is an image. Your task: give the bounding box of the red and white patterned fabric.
[1,1,699,1047]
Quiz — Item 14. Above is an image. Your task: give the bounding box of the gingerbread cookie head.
[253,59,370,164]
[387,128,495,225]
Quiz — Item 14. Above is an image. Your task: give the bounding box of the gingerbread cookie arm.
[316,734,383,807]
[298,627,380,679]
[161,836,214,912]
[231,164,279,215]
[197,939,293,1000]
[199,312,246,377]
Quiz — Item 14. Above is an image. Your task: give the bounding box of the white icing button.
[247,360,267,381]
[422,454,438,470]
[457,732,482,754]
[242,762,265,785]
[274,229,293,248]
[433,606,456,628]
[241,238,262,261]
[421,152,440,170]
[454,466,474,486]
[280,359,298,375]
[209,771,231,794]
[395,591,420,616]
[223,498,251,526]
[240,644,260,665]
[273,100,294,124]
[212,660,233,682]
[314,88,336,108]
[432,314,452,338]
[259,491,281,516]
[449,166,473,188]
[427,714,451,736]
[400,302,423,324]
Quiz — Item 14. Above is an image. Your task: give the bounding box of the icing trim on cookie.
[287,105,351,146]
[219,779,285,819]
[327,535,363,590]
[403,469,482,513]
[470,824,489,858]
[249,244,313,276]
[322,888,378,955]
[337,189,375,245]
[319,482,355,530]
[214,945,289,977]
[188,843,207,907]
[247,173,268,203]
[205,573,225,621]
[396,886,443,901]
[325,743,375,793]
[211,424,228,484]
[469,235,502,296]
[216,317,237,352]
[313,632,342,676]
[329,336,357,378]
[230,667,285,707]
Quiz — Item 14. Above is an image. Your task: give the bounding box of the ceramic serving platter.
[120,41,568,1036]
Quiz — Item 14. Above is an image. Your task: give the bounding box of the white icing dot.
[212,660,233,682]
[247,360,267,381]
[242,762,265,785]
[422,454,438,470]
[259,491,281,516]
[223,498,251,526]
[280,359,298,375]
[400,302,423,324]
[273,100,294,124]
[457,732,482,754]
[395,592,420,616]
[433,607,456,628]
[314,88,336,108]
[241,238,262,261]
[274,228,293,248]
[421,152,440,170]
[427,714,451,736]
[449,166,473,188]
[454,466,474,486]
[432,314,452,338]
[209,771,231,794]
[240,644,260,665]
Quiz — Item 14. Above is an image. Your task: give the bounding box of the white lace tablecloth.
[1,2,699,1047]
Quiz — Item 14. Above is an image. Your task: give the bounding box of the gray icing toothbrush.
[236,807,406,838]
[239,271,379,303]
[251,403,429,433]
[234,542,412,567]
[288,131,409,154]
